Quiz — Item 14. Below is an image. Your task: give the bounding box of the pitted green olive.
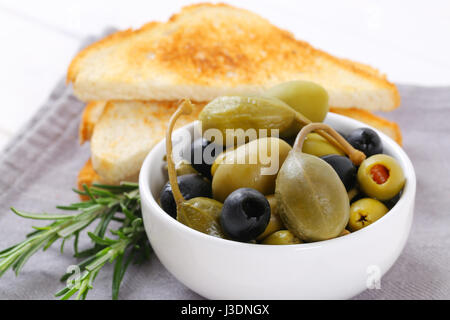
[357,154,405,200]
[212,137,291,202]
[262,230,302,245]
[348,198,388,231]
[266,81,329,123]
[256,195,284,240]
[302,133,345,157]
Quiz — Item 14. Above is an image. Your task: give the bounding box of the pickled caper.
[164,100,225,238]
[199,96,299,144]
[199,94,345,154]
[276,152,350,241]
[276,123,365,242]
[302,133,345,157]
[177,197,225,238]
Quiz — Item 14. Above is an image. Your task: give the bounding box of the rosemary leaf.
[0,182,149,300]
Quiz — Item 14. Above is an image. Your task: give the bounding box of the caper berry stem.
[166,99,194,206]
[293,113,345,152]
[293,123,366,165]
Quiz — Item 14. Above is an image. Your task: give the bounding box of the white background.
[0,0,449,150]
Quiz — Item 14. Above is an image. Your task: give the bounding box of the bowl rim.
[139,112,416,250]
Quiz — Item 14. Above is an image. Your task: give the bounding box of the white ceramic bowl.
[139,113,416,299]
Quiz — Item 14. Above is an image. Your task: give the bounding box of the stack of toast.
[68,3,402,192]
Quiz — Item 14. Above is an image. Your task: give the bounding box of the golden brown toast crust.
[77,158,101,200]
[79,101,106,144]
[90,100,205,184]
[330,107,402,145]
[67,3,399,110]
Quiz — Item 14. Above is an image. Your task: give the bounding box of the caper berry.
[276,152,350,242]
[199,96,301,144]
[302,133,345,157]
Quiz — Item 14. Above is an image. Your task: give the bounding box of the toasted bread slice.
[77,158,102,200]
[67,3,399,111]
[79,101,106,144]
[330,107,402,145]
[91,100,205,184]
[79,102,402,145]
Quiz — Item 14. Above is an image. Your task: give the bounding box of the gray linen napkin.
[0,67,449,299]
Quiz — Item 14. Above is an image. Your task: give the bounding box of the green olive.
[348,198,388,231]
[210,153,224,177]
[262,230,302,245]
[266,81,329,123]
[212,137,291,202]
[211,146,236,177]
[302,133,345,157]
[256,195,284,240]
[357,154,405,201]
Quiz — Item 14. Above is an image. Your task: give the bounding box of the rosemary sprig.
[0,182,151,300]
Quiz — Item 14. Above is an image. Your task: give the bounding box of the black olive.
[383,191,402,210]
[350,191,365,204]
[346,128,383,157]
[321,155,357,191]
[189,138,223,180]
[220,188,271,242]
[159,174,212,218]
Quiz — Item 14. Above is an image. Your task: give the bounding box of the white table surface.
[0,0,449,151]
